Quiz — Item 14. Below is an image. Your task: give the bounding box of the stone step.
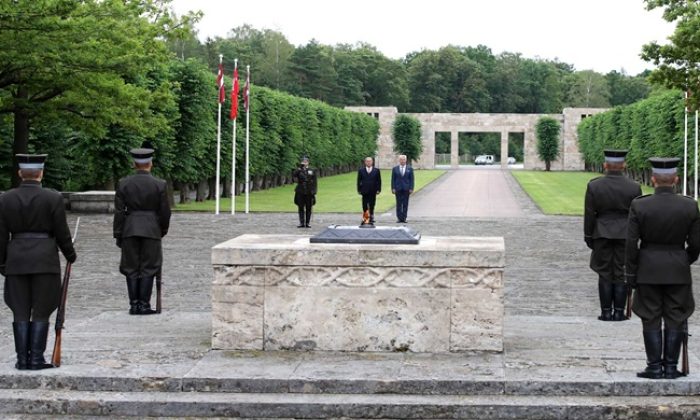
[0,389,699,419]
[1,370,699,397]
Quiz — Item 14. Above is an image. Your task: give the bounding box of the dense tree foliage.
[535,117,561,171]
[392,115,423,163]
[578,90,693,187]
[642,0,700,111]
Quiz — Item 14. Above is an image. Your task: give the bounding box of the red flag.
[216,61,225,104]
[230,65,239,120]
[244,66,250,112]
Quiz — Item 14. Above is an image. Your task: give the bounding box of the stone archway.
[345,106,608,170]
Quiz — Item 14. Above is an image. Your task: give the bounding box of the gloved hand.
[116,238,122,248]
[585,237,593,249]
[66,253,77,264]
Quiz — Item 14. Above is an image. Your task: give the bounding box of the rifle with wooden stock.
[626,286,633,319]
[51,217,80,367]
[682,329,690,376]
[156,267,162,314]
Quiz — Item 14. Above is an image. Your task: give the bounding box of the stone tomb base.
[211,234,505,352]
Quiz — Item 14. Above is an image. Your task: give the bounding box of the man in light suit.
[357,156,381,224]
[391,155,414,223]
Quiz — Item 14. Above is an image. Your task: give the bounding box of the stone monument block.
[212,234,505,352]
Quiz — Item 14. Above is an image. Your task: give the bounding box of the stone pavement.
[0,184,700,416]
[407,167,525,218]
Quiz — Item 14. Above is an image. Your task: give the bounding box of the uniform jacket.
[113,171,171,240]
[357,166,382,195]
[584,172,642,240]
[391,165,414,192]
[0,181,76,275]
[625,186,700,285]
[292,166,318,195]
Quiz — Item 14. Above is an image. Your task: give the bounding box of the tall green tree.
[641,0,700,110]
[0,0,187,185]
[392,114,423,163]
[535,116,561,171]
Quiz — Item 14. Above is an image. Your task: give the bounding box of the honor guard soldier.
[0,154,76,370]
[114,147,171,315]
[584,149,642,321]
[292,156,317,228]
[625,157,700,379]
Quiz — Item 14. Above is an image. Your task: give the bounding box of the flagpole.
[215,54,223,215]
[695,109,699,200]
[684,91,688,196]
[245,65,250,214]
[231,58,238,215]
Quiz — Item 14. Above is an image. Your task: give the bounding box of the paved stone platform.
[0,210,700,417]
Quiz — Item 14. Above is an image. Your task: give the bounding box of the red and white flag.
[244,66,250,111]
[230,64,239,120]
[216,61,225,104]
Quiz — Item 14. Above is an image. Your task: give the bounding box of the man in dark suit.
[0,154,77,370]
[625,157,700,380]
[391,154,414,223]
[584,149,642,321]
[292,155,317,228]
[357,156,381,224]
[114,147,171,315]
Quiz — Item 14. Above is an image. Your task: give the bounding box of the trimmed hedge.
[238,85,379,191]
[578,90,695,186]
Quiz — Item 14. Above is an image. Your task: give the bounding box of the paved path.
[407,167,526,218]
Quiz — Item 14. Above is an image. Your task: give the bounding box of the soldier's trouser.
[633,284,694,331]
[590,239,625,284]
[120,237,162,280]
[296,194,313,225]
[3,274,60,322]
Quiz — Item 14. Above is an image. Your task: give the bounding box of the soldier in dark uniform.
[0,154,76,370]
[584,149,642,321]
[625,157,700,379]
[292,156,317,228]
[114,148,171,315]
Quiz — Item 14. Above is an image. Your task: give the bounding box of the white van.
[474,155,495,165]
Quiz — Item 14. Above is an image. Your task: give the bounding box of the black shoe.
[297,224,305,228]
[137,302,157,315]
[598,309,613,321]
[663,329,686,379]
[612,308,627,321]
[12,321,30,370]
[28,321,54,370]
[637,330,663,379]
[304,224,311,228]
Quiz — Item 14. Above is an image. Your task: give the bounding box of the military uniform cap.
[16,154,47,170]
[604,149,628,163]
[649,157,680,175]
[300,155,309,162]
[130,148,154,164]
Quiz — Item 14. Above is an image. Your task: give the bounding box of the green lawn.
[511,171,653,216]
[176,169,446,213]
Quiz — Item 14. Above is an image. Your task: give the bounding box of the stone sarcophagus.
[211,234,505,352]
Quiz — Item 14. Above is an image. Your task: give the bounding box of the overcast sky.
[170,0,674,75]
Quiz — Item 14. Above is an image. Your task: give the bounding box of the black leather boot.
[28,321,54,370]
[126,275,140,315]
[305,210,312,228]
[612,283,628,321]
[297,210,305,228]
[12,321,30,370]
[598,280,613,321]
[663,329,686,379]
[137,276,157,315]
[637,330,663,379]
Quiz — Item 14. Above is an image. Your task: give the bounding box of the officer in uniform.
[0,154,76,370]
[114,147,171,315]
[584,149,642,321]
[292,156,317,228]
[625,157,700,379]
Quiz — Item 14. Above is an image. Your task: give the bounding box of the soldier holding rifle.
[0,154,77,370]
[114,147,171,315]
[626,158,700,379]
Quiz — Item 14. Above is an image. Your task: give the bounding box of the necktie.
[401,166,405,176]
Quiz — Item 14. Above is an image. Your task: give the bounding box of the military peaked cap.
[16,154,47,170]
[603,149,628,163]
[649,157,680,175]
[130,148,154,164]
